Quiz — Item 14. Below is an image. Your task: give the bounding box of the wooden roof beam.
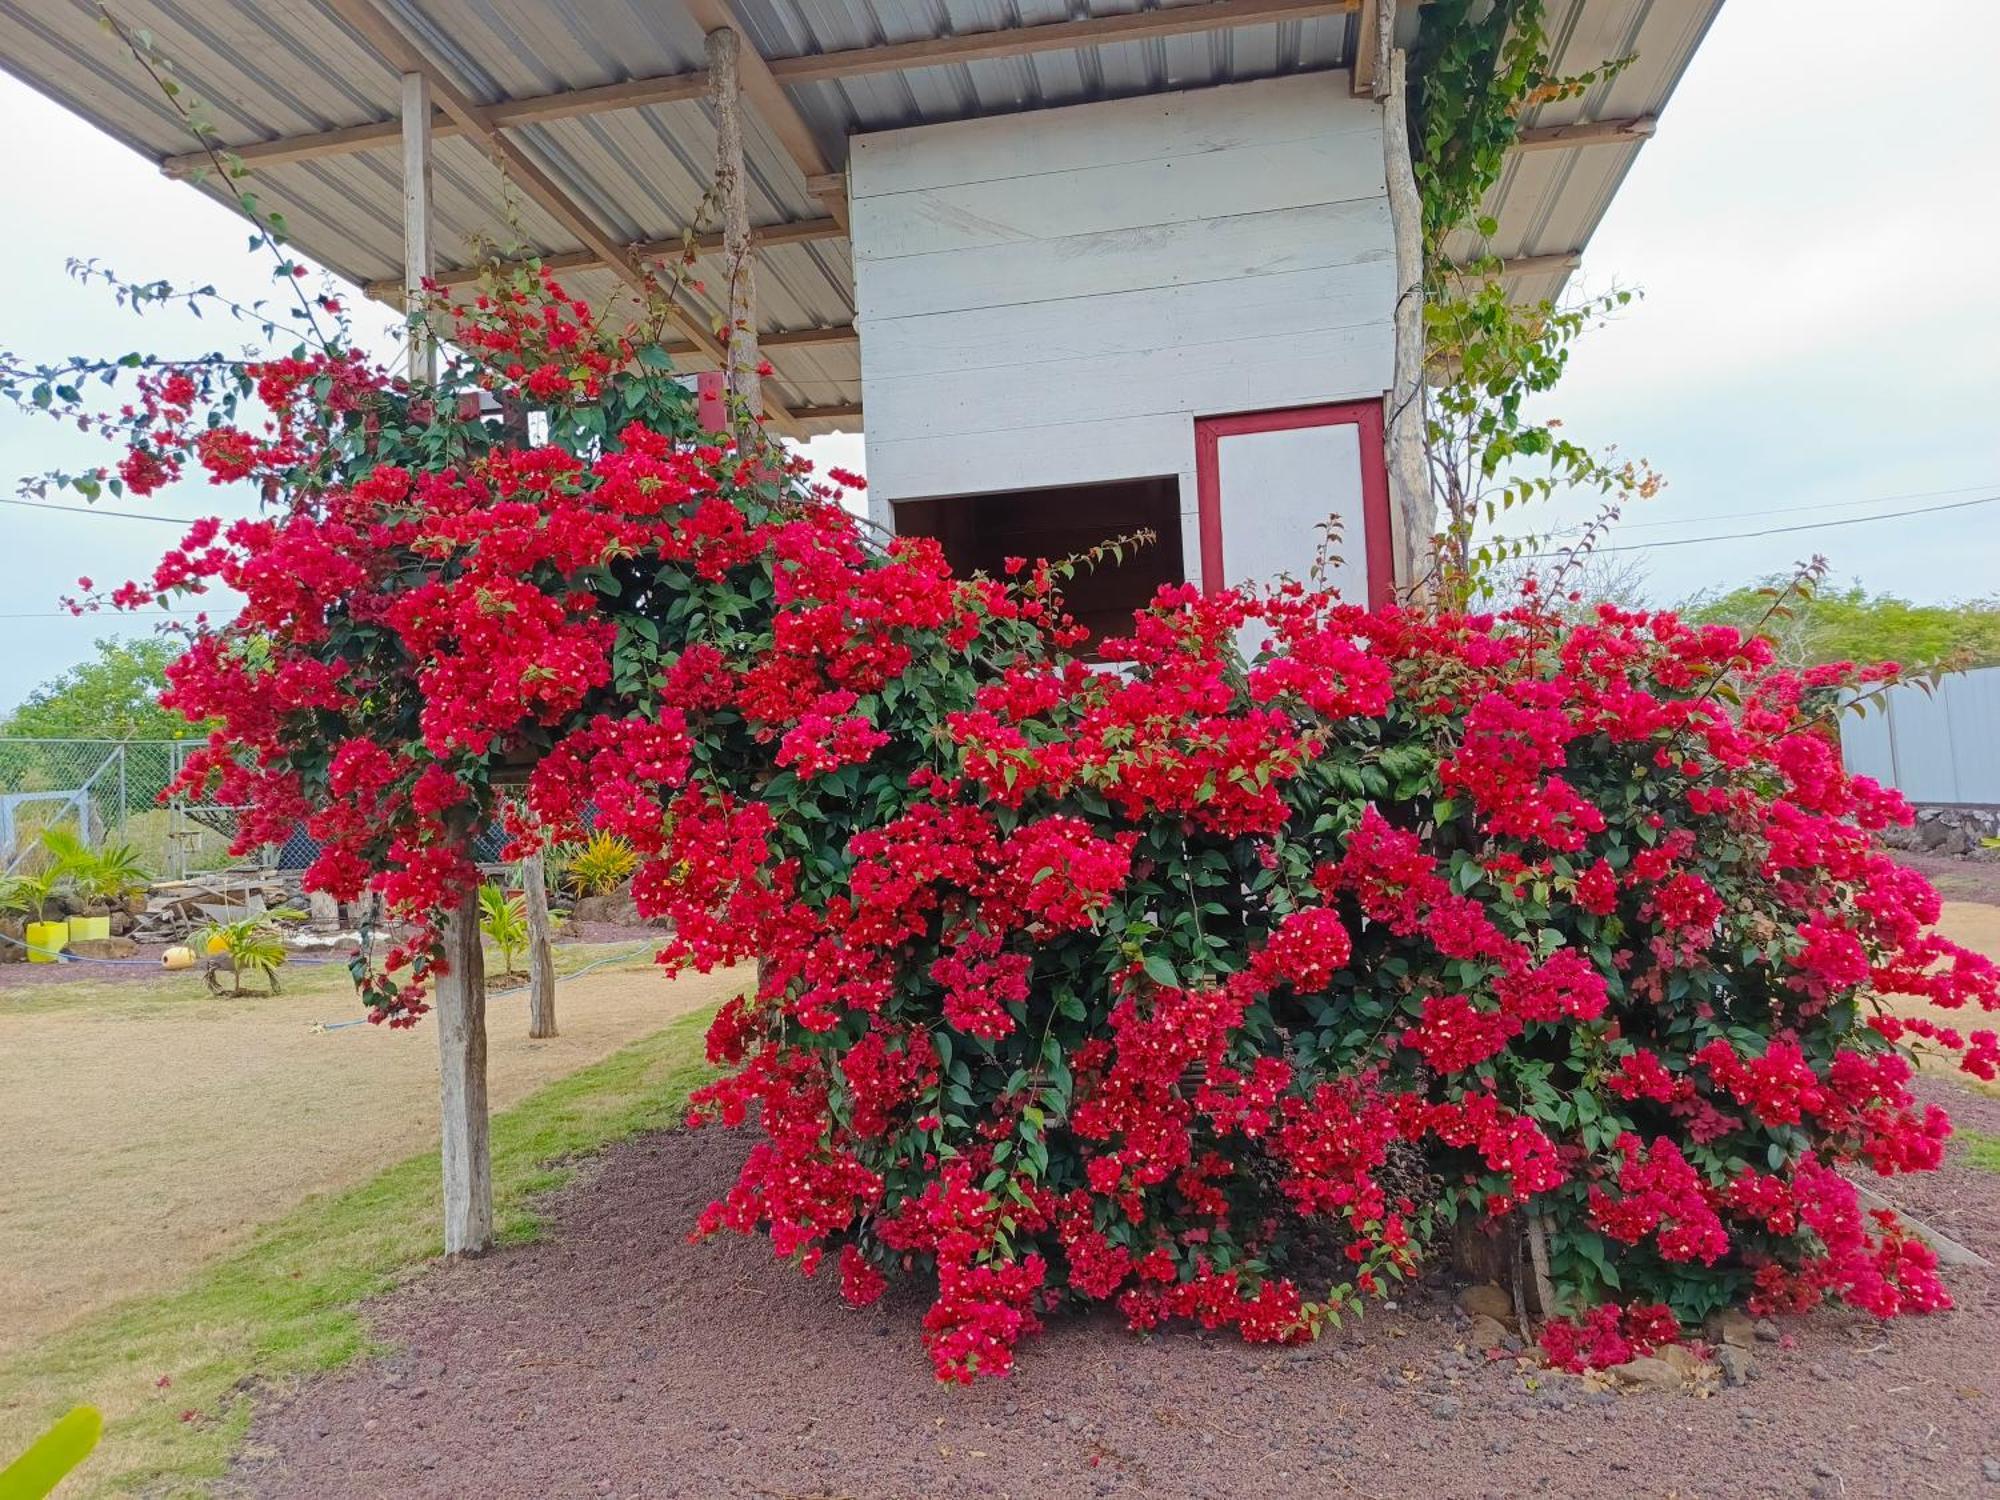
[1513,115,1657,151]
[160,70,712,178]
[323,0,806,431]
[1349,0,1383,96]
[160,42,1647,185]
[360,215,846,297]
[766,0,1357,86]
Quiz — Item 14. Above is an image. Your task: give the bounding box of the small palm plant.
[478,881,530,976]
[195,911,294,996]
[0,866,72,924]
[75,841,149,903]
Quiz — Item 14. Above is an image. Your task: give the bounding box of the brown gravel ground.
[238,1074,2000,1500]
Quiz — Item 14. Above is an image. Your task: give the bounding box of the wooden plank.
[364,216,846,297]
[767,0,1357,86]
[435,890,494,1255]
[855,198,1392,321]
[851,133,1385,263]
[867,412,1197,508]
[1349,0,1383,96]
[862,322,1392,442]
[794,401,863,422]
[1514,115,1657,151]
[849,72,1377,200]
[401,72,435,384]
[760,324,859,349]
[861,261,1392,380]
[160,69,712,178]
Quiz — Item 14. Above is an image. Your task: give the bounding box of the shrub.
[78,269,2000,1382]
[564,831,638,898]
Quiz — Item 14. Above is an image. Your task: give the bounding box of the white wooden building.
[10,0,1722,1247]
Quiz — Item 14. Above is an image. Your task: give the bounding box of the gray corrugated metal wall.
[1840,665,2000,805]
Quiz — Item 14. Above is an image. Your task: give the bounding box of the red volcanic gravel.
[237,1081,2000,1500]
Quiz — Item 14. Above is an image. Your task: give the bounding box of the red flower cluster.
[96,268,1999,1381]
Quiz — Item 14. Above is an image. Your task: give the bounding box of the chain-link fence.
[0,738,517,880]
[0,739,245,877]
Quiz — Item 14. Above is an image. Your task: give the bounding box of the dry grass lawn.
[0,946,744,1362]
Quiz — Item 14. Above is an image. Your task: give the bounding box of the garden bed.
[236,1078,2000,1500]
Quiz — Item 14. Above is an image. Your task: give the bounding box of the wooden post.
[435,886,493,1254]
[406,78,491,1256]
[401,72,436,384]
[1377,10,1433,597]
[522,853,557,1039]
[705,26,761,438]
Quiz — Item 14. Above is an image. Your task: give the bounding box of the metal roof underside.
[0,0,1721,436]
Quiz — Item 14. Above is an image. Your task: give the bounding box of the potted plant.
[67,841,149,941]
[1,867,76,963]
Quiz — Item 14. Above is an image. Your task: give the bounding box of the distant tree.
[1,636,200,740]
[1681,580,2000,670]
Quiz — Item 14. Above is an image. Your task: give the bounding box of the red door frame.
[1193,399,1394,609]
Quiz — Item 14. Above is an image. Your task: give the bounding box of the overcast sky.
[1,0,1995,715]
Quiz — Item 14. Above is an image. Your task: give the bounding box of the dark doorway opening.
[894,476,1185,651]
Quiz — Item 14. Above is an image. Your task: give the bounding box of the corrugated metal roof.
[0,0,1719,433]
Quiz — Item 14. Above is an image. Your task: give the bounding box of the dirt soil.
[238,1072,2000,1500]
[0,954,745,1360]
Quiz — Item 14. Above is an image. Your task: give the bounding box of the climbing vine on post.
[1406,0,1656,600]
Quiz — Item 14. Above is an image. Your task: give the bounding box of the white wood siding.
[851,72,1396,549]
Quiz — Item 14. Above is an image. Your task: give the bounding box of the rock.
[1752,1317,1781,1343]
[1704,1309,1756,1349]
[1608,1356,1684,1392]
[1716,1347,1755,1387]
[1429,1396,1462,1420]
[1464,1313,1512,1350]
[1655,1344,1703,1381]
[1456,1284,1515,1326]
[1982,1457,2000,1484]
[70,936,139,960]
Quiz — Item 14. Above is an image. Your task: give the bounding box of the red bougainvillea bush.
[44,269,2000,1382]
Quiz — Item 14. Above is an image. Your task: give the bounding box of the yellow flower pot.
[69,915,111,943]
[25,920,69,963]
[204,933,230,956]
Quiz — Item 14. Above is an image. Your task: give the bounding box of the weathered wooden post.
[522,852,557,1039]
[405,68,494,1256]
[705,26,761,439]
[435,885,494,1255]
[1373,0,1434,596]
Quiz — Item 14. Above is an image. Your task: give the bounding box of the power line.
[1608,481,1999,533]
[0,496,209,526]
[0,610,202,620]
[1516,493,2000,560]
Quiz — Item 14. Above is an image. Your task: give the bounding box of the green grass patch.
[1960,1128,2000,1175]
[0,1007,716,1497]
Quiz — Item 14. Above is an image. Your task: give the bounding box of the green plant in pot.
[1,867,76,963]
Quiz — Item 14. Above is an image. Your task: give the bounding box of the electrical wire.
[1512,493,2000,561]
[1606,481,2000,533]
[0,496,209,525]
